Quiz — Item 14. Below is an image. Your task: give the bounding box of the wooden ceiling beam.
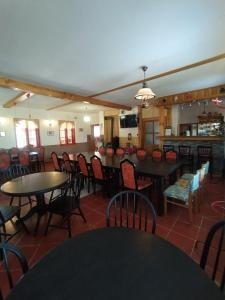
[3,92,34,108]
[89,53,225,97]
[156,84,225,106]
[0,77,131,110]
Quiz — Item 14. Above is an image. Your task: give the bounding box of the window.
[14,119,41,148]
[59,121,75,145]
[93,125,100,138]
[144,120,160,145]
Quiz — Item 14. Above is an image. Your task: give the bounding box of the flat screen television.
[120,114,138,128]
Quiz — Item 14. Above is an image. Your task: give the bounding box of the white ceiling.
[0,0,225,111]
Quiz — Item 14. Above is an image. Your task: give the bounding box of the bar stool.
[197,145,213,177]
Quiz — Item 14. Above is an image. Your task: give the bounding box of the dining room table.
[0,171,69,234]
[6,227,225,300]
[60,151,184,215]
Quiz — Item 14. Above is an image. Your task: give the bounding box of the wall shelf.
[159,136,223,141]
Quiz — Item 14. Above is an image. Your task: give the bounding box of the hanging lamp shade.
[134,66,156,108]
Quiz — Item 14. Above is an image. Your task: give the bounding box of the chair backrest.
[120,159,137,190]
[77,153,89,177]
[152,149,162,160]
[163,145,174,152]
[202,161,210,175]
[37,146,45,161]
[9,148,19,155]
[19,151,30,166]
[61,172,83,206]
[90,155,104,180]
[165,150,177,161]
[98,146,106,155]
[6,164,29,180]
[136,148,147,158]
[0,152,10,170]
[62,152,73,174]
[51,152,61,172]
[197,146,212,157]
[0,242,29,290]
[179,145,191,156]
[200,220,225,291]
[190,170,200,192]
[116,147,125,156]
[106,190,156,234]
[106,147,114,156]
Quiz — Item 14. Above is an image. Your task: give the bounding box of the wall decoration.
[79,128,83,132]
[0,131,6,137]
[47,130,54,136]
[165,127,172,136]
[128,133,132,141]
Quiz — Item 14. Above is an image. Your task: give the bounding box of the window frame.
[59,120,76,145]
[14,118,41,148]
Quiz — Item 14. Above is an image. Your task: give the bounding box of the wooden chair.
[116,147,125,156]
[51,151,62,172]
[120,159,152,196]
[0,205,29,242]
[0,152,10,171]
[165,150,177,161]
[18,151,30,169]
[90,155,114,196]
[98,146,106,155]
[179,145,194,173]
[45,174,86,238]
[5,165,33,208]
[0,242,29,291]
[200,220,225,291]
[9,147,20,164]
[106,147,114,156]
[163,145,174,153]
[36,146,45,171]
[106,190,156,234]
[197,145,213,177]
[164,170,200,222]
[77,153,93,193]
[136,148,147,158]
[152,148,163,160]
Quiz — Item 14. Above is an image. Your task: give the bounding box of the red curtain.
[71,128,75,144]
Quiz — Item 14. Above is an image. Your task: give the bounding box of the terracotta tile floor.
[0,163,224,297]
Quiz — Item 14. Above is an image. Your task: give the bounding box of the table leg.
[18,193,48,235]
[153,176,165,216]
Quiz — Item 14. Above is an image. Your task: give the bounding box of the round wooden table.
[6,228,224,300]
[0,172,69,233]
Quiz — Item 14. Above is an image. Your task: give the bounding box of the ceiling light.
[83,101,90,104]
[134,66,156,108]
[83,106,91,122]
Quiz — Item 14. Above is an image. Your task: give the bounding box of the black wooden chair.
[179,145,194,173]
[5,165,33,208]
[0,205,29,242]
[106,190,156,234]
[45,173,86,238]
[0,242,28,291]
[200,220,225,291]
[163,144,175,153]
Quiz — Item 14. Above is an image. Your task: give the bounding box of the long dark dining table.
[0,171,69,233]
[61,152,183,215]
[6,228,224,300]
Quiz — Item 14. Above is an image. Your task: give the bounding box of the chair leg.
[188,194,193,223]
[45,213,53,236]
[78,207,87,223]
[34,214,42,236]
[10,196,14,206]
[67,216,72,238]
[164,196,167,214]
[87,178,90,193]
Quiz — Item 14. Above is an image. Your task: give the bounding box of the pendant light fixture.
[83,106,91,123]
[134,66,156,108]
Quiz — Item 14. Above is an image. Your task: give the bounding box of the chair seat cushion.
[164,185,190,202]
[181,173,194,181]
[0,205,20,225]
[137,179,152,190]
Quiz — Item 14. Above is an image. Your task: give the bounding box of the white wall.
[0,106,100,148]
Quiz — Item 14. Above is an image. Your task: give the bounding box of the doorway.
[142,119,160,153]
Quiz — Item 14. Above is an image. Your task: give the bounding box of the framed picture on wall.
[165,127,172,136]
[47,130,54,136]
[0,131,6,137]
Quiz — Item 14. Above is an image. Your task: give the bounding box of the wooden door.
[143,119,160,153]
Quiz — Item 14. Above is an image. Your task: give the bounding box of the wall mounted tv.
[120,114,138,128]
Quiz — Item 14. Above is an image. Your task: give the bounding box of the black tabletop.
[0,171,69,197]
[64,152,182,177]
[6,228,224,300]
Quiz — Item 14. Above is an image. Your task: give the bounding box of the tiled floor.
[0,163,224,297]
